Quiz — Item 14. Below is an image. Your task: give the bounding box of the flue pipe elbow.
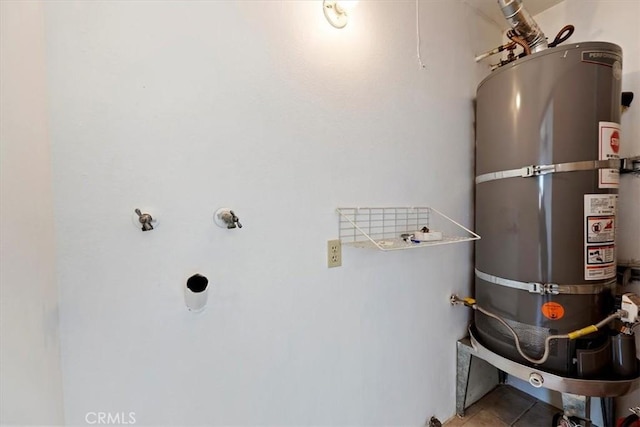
[498,0,548,53]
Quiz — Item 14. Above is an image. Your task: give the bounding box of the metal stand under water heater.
[454,1,640,426]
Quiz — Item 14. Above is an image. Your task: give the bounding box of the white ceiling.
[463,0,565,29]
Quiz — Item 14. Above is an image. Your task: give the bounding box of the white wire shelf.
[336,207,480,251]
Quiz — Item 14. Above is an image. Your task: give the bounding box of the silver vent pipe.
[498,0,548,53]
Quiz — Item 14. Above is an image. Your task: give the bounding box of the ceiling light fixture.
[323,0,358,29]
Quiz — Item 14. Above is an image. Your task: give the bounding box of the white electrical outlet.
[327,239,342,268]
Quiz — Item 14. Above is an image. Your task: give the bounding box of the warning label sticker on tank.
[585,264,617,280]
[586,216,615,243]
[541,302,565,320]
[584,194,617,280]
[585,194,617,215]
[599,122,620,189]
[586,244,615,265]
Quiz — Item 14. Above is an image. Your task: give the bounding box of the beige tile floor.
[444,385,559,427]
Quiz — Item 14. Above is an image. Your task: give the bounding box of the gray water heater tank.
[474,42,626,378]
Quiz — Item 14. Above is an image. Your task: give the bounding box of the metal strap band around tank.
[475,159,621,184]
[474,268,616,295]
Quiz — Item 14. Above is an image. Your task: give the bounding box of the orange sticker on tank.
[541,302,565,320]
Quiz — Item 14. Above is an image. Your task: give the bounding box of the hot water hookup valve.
[133,208,157,231]
[214,208,242,229]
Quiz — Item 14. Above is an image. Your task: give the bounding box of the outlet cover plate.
[327,239,342,268]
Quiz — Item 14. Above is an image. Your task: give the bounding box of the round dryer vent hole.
[186,274,208,293]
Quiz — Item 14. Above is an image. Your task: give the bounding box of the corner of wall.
[0,1,65,424]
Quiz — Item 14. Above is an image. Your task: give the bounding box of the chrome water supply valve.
[134,208,154,231]
[214,208,242,229]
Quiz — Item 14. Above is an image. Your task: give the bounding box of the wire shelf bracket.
[336,207,480,251]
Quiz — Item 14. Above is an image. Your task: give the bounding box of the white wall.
[0,1,65,425]
[40,1,501,425]
[506,0,640,422]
